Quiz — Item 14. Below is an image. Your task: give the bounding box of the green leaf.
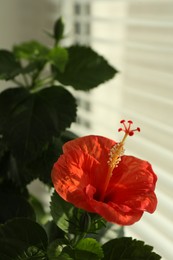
[13,40,49,61]
[49,46,68,72]
[27,136,63,185]
[29,195,47,225]
[52,45,118,90]
[0,138,9,179]
[75,238,103,260]
[0,192,35,223]
[54,17,64,42]
[60,130,78,143]
[0,50,22,80]
[0,137,8,159]
[13,41,49,78]
[28,131,78,185]
[95,222,124,243]
[0,218,48,260]
[56,254,74,260]
[0,87,29,133]
[102,237,161,260]
[44,221,64,243]
[16,246,47,260]
[0,178,28,197]
[21,60,46,75]
[57,247,74,260]
[5,133,72,187]
[0,86,76,163]
[47,239,73,260]
[50,191,75,233]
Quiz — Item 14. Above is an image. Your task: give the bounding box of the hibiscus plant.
[0,18,161,259]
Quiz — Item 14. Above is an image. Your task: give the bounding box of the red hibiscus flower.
[51,120,157,225]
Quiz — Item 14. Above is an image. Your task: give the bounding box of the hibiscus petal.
[66,187,95,212]
[111,155,157,190]
[105,155,157,214]
[63,135,115,158]
[56,135,117,198]
[88,199,143,225]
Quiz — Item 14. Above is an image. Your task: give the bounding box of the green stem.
[29,75,56,93]
[22,74,30,87]
[35,76,54,87]
[30,62,47,88]
[71,232,87,247]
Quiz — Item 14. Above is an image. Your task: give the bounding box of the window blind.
[60,1,173,259]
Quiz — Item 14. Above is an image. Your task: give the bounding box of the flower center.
[100,120,140,201]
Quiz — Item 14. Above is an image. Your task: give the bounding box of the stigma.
[108,120,140,170]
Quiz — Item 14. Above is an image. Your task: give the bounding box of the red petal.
[86,196,143,225]
[52,136,115,206]
[57,135,116,197]
[105,155,157,213]
[63,135,115,161]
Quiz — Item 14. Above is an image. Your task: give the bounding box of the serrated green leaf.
[29,195,47,225]
[60,130,78,143]
[0,87,29,133]
[0,131,77,186]
[50,192,75,233]
[75,238,103,260]
[0,178,28,197]
[0,138,8,170]
[95,222,124,244]
[0,50,22,80]
[56,254,74,260]
[13,40,49,61]
[102,237,161,260]
[52,45,118,90]
[49,46,68,72]
[54,17,64,42]
[27,137,63,185]
[47,239,71,260]
[16,246,47,259]
[0,136,6,152]
[0,86,76,164]
[0,218,48,260]
[21,60,46,75]
[28,131,78,185]
[44,221,64,243]
[58,246,75,260]
[0,192,35,223]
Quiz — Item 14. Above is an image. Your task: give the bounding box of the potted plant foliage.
[0,18,161,260]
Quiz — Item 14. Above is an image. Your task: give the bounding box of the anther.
[107,143,125,169]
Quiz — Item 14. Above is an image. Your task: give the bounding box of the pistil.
[100,120,140,201]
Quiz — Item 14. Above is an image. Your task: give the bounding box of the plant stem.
[71,232,87,247]
[35,76,54,87]
[12,78,24,87]
[22,74,30,87]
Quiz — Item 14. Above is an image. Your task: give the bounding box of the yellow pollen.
[100,133,127,201]
[107,132,128,172]
[108,142,125,170]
